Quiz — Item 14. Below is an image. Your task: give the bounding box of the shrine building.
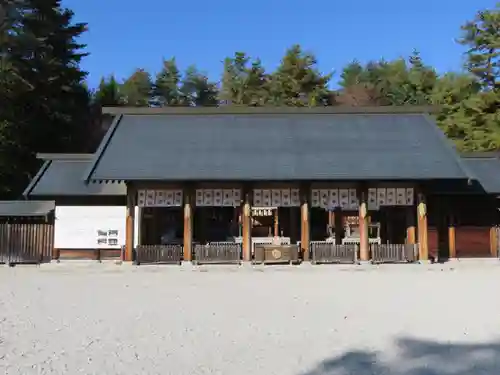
[12,106,500,265]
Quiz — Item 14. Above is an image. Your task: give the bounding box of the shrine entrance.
[137,189,184,246]
[193,188,241,244]
[251,188,301,245]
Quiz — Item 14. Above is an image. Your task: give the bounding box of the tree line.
[0,0,499,198]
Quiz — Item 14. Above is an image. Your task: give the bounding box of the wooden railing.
[193,242,242,265]
[311,242,357,264]
[371,244,418,263]
[135,244,183,265]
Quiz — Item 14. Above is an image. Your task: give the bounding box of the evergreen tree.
[121,68,152,107]
[269,45,331,106]
[154,58,184,106]
[0,0,91,197]
[94,75,123,106]
[460,4,500,90]
[181,66,218,106]
[219,52,269,106]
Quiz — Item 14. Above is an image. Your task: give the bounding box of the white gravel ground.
[1,261,500,375]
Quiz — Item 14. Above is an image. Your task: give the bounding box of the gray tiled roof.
[86,112,470,181]
[461,156,500,194]
[24,155,125,197]
[0,201,55,216]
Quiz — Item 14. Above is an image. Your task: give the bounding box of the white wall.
[54,206,139,249]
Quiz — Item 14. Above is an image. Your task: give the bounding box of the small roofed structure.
[0,200,55,265]
[22,154,129,262]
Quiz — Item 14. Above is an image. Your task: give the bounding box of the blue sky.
[62,0,497,89]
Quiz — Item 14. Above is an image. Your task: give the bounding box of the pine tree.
[154,58,184,106]
[269,44,331,106]
[460,4,500,90]
[181,66,218,106]
[94,75,123,106]
[0,0,91,197]
[121,68,152,107]
[219,52,269,106]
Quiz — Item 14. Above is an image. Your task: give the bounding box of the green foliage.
[459,3,500,90]
[181,66,218,106]
[94,75,123,106]
[269,45,332,106]
[154,58,184,106]
[220,52,269,106]
[121,69,153,107]
[0,0,92,197]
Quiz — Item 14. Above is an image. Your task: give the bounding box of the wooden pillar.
[183,189,193,262]
[359,190,369,262]
[448,215,456,258]
[300,186,310,261]
[406,208,416,244]
[125,184,136,262]
[417,193,428,261]
[242,191,251,261]
[274,208,279,237]
[490,226,498,258]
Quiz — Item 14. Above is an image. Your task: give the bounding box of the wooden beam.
[300,186,310,261]
[359,191,369,262]
[417,193,429,261]
[102,105,440,116]
[183,190,193,262]
[125,185,136,262]
[490,226,498,258]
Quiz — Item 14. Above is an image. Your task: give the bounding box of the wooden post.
[359,191,369,262]
[242,191,251,261]
[183,189,192,262]
[300,186,310,261]
[417,193,428,261]
[448,215,456,258]
[490,226,498,258]
[125,184,136,262]
[406,208,416,244]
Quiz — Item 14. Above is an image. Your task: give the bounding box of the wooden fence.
[310,242,357,264]
[0,223,54,265]
[135,244,183,265]
[193,242,242,265]
[371,244,418,263]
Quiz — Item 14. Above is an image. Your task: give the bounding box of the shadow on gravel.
[301,337,500,375]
